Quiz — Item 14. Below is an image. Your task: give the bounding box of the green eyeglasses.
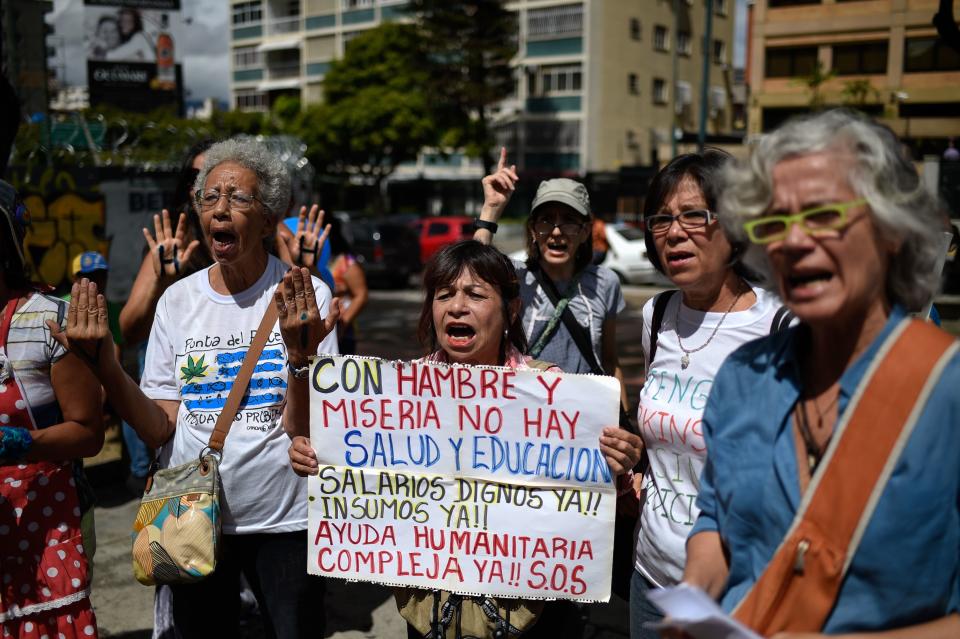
[743,198,867,244]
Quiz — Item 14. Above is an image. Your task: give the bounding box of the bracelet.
[0,426,33,461]
[474,219,498,234]
[287,361,310,379]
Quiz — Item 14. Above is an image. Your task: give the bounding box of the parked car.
[414,216,475,264]
[509,222,661,285]
[344,217,421,288]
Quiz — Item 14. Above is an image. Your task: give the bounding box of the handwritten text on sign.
[307,356,620,602]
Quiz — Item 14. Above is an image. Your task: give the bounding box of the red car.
[414,216,476,264]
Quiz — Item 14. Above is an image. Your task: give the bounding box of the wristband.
[474,219,498,234]
[287,361,310,379]
[0,426,33,461]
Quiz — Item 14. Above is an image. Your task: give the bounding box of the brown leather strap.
[732,319,957,635]
[207,302,280,452]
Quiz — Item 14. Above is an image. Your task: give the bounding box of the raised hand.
[599,426,644,476]
[283,205,331,269]
[480,147,519,222]
[47,279,117,375]
[273,267,340,367]
[288,435,320,476]
[142,209,200,280]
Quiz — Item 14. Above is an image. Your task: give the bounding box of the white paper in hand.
[645,583,764,639]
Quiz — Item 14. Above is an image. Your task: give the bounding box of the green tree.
[407,0,518,174]
[796,61,836,110]
[841,78,880,107]
[292,23,437,213]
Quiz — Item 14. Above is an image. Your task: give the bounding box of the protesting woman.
[475,149,628,410]
[629,151,788,639]
[52,138,340,639]
[0,181,104,638]
[680,110,960,636]
[289,240,642,638]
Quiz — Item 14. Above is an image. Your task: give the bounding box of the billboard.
[84,0,184,114]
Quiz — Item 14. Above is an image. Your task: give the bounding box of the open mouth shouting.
[542,236,573,260]
[665,249,696,269]
[783,268,834,301]
[210,225,239,260]
[444,321,477,349]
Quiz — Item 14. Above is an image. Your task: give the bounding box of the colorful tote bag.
[130,302,279,586]
[132,454,221,585]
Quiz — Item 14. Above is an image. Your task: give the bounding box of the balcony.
[266,16,302,36]
[266,61,301,80]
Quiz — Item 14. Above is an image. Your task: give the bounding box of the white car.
[509,223,661,285]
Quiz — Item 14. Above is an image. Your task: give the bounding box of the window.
[833,41,887,75]
[530,64,583,96]
[628,73,639,95]
[527,4,583,39]
[904,37,960,72]
[716,0,728,16]
[765,46,818,78]
[344,0,374,7]
[653,78,668,105]
[630,18,641,41]
[232,1,262,25]
[677,31,691,56]
[235,90,266,110]
[427,223,449,237]
[654,25,669,52]
[525,121,580,149]
[713,39,726,65]
[233,46,261,69]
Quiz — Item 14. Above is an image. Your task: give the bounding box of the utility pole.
[670,0,680,159]
[698,0,715,152]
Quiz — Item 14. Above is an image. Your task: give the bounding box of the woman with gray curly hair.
[672,109,960,637]
[51,138,340,638]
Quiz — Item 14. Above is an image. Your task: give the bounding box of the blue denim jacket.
[692,306,960,632]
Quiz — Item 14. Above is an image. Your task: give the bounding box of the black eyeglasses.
[644,209,716,235]
[533,219,585,236]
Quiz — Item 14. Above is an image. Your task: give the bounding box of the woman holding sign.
[628,150,789,639]
[290,240,642,638]
[677,110,960,636]
[51,138,340,639]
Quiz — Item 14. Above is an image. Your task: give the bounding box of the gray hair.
[193,137,291,219]
[719,108,942,310]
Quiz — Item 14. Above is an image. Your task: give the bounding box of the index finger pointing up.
[497,147,507,171]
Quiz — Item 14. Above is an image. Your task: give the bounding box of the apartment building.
[748,0,960,149]
[229,0,737,174]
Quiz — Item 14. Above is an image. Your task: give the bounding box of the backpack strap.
[647,290,678,367]
[770,304,795,334]
[732,318,958,634]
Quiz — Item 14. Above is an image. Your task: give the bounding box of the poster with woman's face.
[84,1,182,63]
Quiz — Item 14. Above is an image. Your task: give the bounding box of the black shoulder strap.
[647,290,678,367]
[528,265,604,376]
[770,305,795,334]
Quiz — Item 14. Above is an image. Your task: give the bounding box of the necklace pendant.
[680,354,690,369]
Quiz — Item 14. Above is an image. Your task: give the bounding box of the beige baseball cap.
[530,178,591,218]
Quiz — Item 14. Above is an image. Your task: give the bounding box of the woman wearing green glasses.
[676,110,960,637]
[628,150,789,639]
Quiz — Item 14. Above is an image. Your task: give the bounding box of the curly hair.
[194,137,291,220]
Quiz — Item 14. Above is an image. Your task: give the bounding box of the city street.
[86,284,653,638]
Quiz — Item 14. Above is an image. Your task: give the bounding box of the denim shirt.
[692,306,960,633]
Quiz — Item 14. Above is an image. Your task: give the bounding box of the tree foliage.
[291,22,438,211]
[407,0,518,173]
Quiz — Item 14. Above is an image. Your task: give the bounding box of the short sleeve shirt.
[513,261,625,374]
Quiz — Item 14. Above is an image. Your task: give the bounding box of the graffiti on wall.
[8,166,108,290]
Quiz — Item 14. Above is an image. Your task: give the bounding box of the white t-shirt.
[634,286,782,586]
[141,255,339,534]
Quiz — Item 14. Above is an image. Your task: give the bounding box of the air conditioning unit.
[675,81,692,114]
[710,86,726,117]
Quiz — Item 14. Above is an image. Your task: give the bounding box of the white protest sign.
[307,355,620,602]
